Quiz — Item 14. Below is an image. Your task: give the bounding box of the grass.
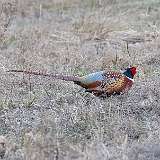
[0,0,160,160]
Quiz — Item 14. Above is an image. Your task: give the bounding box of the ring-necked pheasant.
[7,66,137,97]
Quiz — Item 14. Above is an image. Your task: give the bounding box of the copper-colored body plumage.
[84,71,134,97]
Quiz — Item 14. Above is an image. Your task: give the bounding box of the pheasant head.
[123,66,137,79]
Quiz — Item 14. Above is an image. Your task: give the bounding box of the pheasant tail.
[7,69,81,82]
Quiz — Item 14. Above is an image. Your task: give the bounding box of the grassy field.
[0,0,160,159]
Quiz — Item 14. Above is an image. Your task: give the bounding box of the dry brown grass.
[0,0,160,159]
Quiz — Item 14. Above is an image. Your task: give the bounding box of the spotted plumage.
[7,67,137,97]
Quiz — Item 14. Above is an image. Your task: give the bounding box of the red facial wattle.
[130,67,137,77]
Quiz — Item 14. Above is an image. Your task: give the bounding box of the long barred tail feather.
[7,69,81,82]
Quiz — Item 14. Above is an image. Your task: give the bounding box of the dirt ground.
[0,0,160,159]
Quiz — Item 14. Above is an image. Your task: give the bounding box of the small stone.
[0,136,6,159]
